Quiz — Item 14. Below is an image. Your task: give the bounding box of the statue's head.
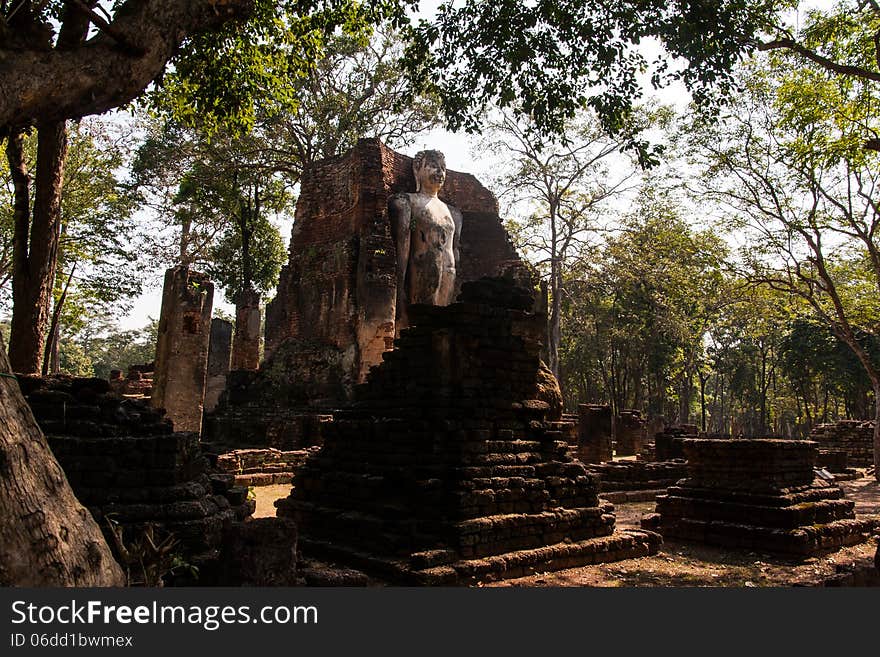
[413,150,446,192]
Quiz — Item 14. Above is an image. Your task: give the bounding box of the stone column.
[231,287,261,371]
[615,409,647,456]
[204,318,233,413]
[151,266,214,434]
[576,404,613,463]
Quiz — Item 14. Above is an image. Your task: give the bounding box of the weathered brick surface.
[206,138,522,446]
[19,375,248,572]
[652,438,875,556]
[206,446,318,486]
[205,318,233,413]
[219,518,300,586]
[615,409,647,456]
[576,404,613,464]
[231,288,261,371]
[152,266,213,434]
[810,420,875,468]
[277,276,660,584]
[586,460,687,495]
[650,425,698,461]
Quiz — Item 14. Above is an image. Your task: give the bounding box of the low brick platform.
[277,276,661,584]
[207,447,318,486]
[810,420,875,468]
[585,460,687,503]
[19,375,250,576]
[651,439,875,556]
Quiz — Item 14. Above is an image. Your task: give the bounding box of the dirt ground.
[250,477,880,587]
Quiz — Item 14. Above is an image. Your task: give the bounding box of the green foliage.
[560,187,728,418]
[0,118,143,319]
[148,1,415,136]
[204,195,287,303]
[404,0,786,163]
[57,339,94,377]
[128,116,292,294]
[133,29,440,302]
[72,319,158,380]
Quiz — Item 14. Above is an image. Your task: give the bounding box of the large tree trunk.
[0,334,125,586]
[7,121,67,373]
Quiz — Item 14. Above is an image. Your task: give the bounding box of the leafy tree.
[779,317,876,425]
[757,0,880,152]
[404,0,785,163]
[689,52,880,475]
[482,109,648,380]
[74,319,158,379]
[0,119,142,372]
[561,189,728,419]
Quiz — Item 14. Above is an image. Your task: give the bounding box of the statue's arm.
[389,193,412,312]
[451,206,463,268]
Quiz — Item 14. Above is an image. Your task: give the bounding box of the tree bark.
[0,334,125,586]
[43,264,77,376]
[8,121,67,373]
[0,0,254,134]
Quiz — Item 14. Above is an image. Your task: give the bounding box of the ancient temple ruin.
[19,375,252,583]
[263,138,519,380]
[649,438,875,555]
[277,277,660,584]
[205,138,523,446]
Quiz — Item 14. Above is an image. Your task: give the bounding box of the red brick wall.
[264,138,521,395]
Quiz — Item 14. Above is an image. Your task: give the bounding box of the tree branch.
[67,0,146,56]
[0,0,254,134]
[758,37,880,82]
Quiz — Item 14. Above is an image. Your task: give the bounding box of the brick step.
[459,440,562,455]
[297,530,663,585]
[663,483,843,507]
[659,517,876,556]
[599,479,682,492]
[286,498,619,561]
[453,506,615,557]
[657,495,856,529]
[235,472,293,487]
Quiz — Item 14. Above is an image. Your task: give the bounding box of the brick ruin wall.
[649,439,875,555]
[206,447,319,487]
[615,409,647,456]
[263,138,520,400]
[810,420,875,468]
[19,375,254,582]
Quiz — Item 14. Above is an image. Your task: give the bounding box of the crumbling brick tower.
[262,137,520,400]
[277,277,660,584]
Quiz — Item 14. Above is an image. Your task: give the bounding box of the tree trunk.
[43,264,77,376]
[8,121,67,374]
[0,334,125,586]
[699,371,708,433]
[548,258,562,381]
